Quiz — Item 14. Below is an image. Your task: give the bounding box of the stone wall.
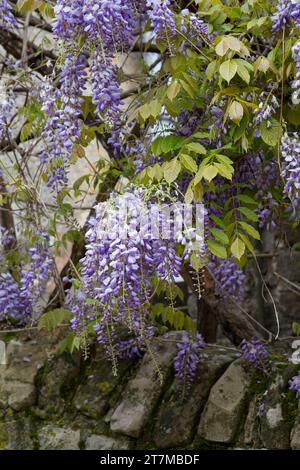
[0,330,299,450]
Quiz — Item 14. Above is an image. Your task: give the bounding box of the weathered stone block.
[153,347,238,448]
[85,434,130,450]
[198,359,251,443]
[290,406,300,450]
[110,332,180,438]
[0,381,36,411]
[74,353,133,419]
[39,425,80,450]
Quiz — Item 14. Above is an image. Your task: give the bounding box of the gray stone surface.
[38,354,80,414]
[153,347,238,448]
[85,434,131,450]
[259,373,291,450]
[39,425,80,450]
[243,399,260,446]
[110,332,180,438]
[6,382,36,411]
[3,418,34,450]
[74,352,133,419]
[291,407,300,450]
[198,359,251,443]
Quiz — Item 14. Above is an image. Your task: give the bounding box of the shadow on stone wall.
[0,329,300,450]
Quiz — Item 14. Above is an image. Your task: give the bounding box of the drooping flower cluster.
[148,0,176,42]
[272,0,300,30]
[42,0,142,185]
[178,107,203,137]
[173,331,204,388]
[254,94,279,126]
[291,0,300,27]
[236,153,279,229]
[289,371,300,398]
[293,40,300,77]
[82,0,137,49]
[67,186,184,369]
[241,337,269,371]
[0,231,52,325]
[280,133,300,219]
[181,9,211,45]
[90,53,122,124]
[292,40,300,104]
[0,82,15,141]
[209,257,245,300]
[0,226,15,249]
[0,0,17,31]
[40,52,88,186]
[53,0,85,40]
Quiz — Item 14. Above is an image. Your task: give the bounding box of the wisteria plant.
[0,0,300,387]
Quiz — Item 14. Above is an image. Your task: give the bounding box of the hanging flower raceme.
[272,0,293,30]
[289,371,300,398]
[209,257,245,301]
[281,133,300,219]
[241,337,269,372]
[90,52,122,124]
[0,0,17,31]
[40,52,88,187]
[66,185,186,369]
[292,40,300,104]
[0,82,15,141]
[254,94,279,126]
[173,331,204,389]
[0,231,53,325]
[147,0,176,45]
[272,0,300,30]
[82,0,137,50]
[53,0,85,41]
[291,0,300,27]
[181,9,211,45]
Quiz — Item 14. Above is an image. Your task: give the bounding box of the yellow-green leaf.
[209,228,229,245]
[167,80,181,101]
[220,59,238,83]
[180,154,198,173]
[184,142,207,154]
[207,239,228,259]
[238,221,260,240]
[228,100,244,124]
[202,165,218,182]
[163,159,181,184]
[231,237,246,260]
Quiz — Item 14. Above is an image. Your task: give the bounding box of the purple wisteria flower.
[272,0,300,30]
[0,0,17,31]
[0,230,52,325]
[40,52,88,187]
[209,257,245,300]
[178,107,203,136]
[53,0,85,40]
[254,94,279,126]
[0,82,15,141]
[291,0,300,27]
[82,0,136,49]
[241,337,269,371]
[66,186,183,370]
[174,331,204,388]
[292,40,300,104]
[90,52,122,123]
[281,133,300,219]
[148,0,176,41]
[289,371,300,398]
